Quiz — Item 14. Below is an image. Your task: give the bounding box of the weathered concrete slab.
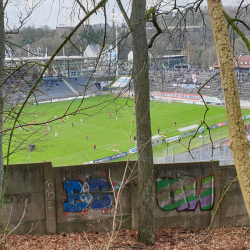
[5,163,44,193]
[1,160,250,234]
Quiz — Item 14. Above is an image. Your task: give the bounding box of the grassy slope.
[3,96,249,166]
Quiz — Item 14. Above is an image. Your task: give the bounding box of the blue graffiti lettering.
[63,180,92,212]
[86,178,111,191]
[63,178,114,212]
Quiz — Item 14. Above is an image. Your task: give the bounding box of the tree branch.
[148,9,162,49]
[76,0,88,14]
[2,0,108,248]
[116,0,130,29]
[224,11,250,52]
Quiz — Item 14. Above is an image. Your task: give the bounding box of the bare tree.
[115,0,155,244]
[0,0,5,198]
[131,0,155,245]
[207,0,250,217]
[2,1,250,248]
[0,1,111,248]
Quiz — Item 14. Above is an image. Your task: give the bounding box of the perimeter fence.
[153,130,235,165]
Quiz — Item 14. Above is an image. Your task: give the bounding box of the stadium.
[3,63,250,167]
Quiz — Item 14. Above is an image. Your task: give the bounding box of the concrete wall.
[0,162,48,234]
[153,161,241,229]
[54,162,131,233]
[0,161,249,234]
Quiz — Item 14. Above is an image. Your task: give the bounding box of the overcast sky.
[5,0,246,29]
[5,0,130,29]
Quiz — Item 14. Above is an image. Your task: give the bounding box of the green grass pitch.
[3,95,249,166]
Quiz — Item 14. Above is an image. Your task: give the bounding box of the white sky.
[5,0,130,29]
[4,0,246,29]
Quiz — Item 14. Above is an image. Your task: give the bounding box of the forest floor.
[2,227,250,249]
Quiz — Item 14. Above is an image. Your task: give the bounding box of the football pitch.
[3,95,249,166]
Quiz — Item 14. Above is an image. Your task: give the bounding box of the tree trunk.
[0,0,5,197]
[207,0,250,216]
[131,0,155,245]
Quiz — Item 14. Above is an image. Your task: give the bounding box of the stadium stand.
[3,76,100,104]
[148,68,250,101]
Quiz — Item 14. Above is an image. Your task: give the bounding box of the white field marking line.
[50,148,95,161]
[175,112,226,128]
[150,105,205,113]
[101,137,131,151]
[36,107,227,159]
[103,138,130,151]
[44,109,244,139]
[160,112,227,135]
[26,117,131,161]
[71,122,130,134]
[37,117,130,133]
[65,120,132,133]
[85,117,94,123]
[21,110,226,136]
[150,105,224,116]
[50,138,130,161]
[37,115,94,125]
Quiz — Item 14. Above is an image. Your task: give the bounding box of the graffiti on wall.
[63,177,119,212]
[3,194,30,204]
[156,174,215,212]
[45,179,56,224]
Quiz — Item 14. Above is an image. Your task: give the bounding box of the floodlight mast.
[110,10,123,76]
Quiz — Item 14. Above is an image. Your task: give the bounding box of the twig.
[84,231,93,250]
[192,176,238,241]
[111,246,146,249]
[5,220,41,247]
[208,176,238,230]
